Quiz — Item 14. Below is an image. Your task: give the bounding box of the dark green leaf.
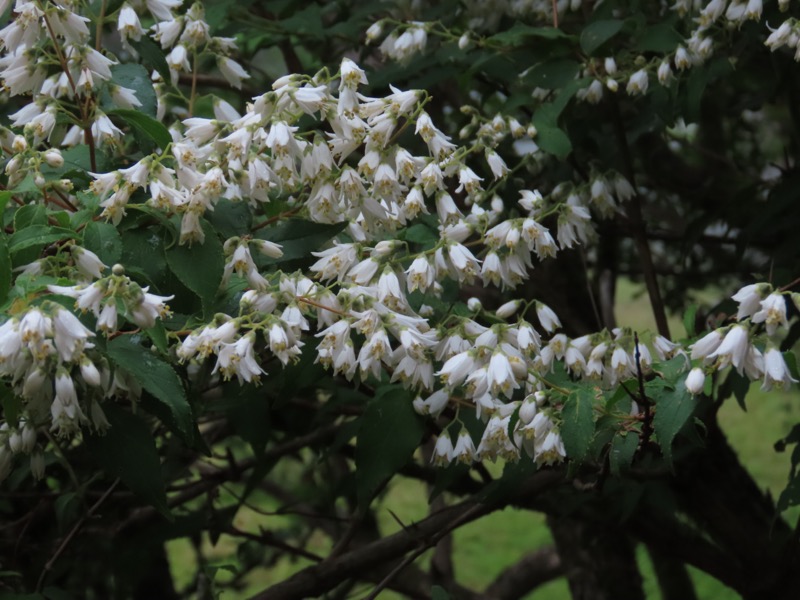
[489,23,572,46]
[108,109,171,149]
[683,304,698,337]
[580,20,623,55]
[609,432,638,475]
[431,586,451,600]
[256,219,347,264]
[356,387,424,507]
[206,199,253,238]
[82,221,122,266]
[533,124,572,159]
[0,233,10,305]
[635,24,683,53]
[131,36,171,83]
[106,335,193,443]
[561,389,596,462]
[109,63,157,117]
[9,225,76,254]
[85,404,170,516]
[165,219,223,307]
[525,59,580,90]
[14,204,47,229]
[652,384,695,465]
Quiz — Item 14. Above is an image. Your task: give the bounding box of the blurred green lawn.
[168,279,800,599]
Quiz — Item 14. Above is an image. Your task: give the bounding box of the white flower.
[452,430,476,463]
[762,348,798,390]
[752,293,788,336]
[437,350,474,388]
[732,283,770,320]
[690,329,723,360]
[707,325,750,373]
[432,434,454,465]
[72,246,106,280]
[53,308,94,362]
[685,367,705,395]
[118,3,144,41]
[214,334,264,384]
[536,302,561,333]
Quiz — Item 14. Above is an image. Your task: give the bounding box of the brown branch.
[247,471,564,600]
[484,546,563,600]
[36,478,120,592]
[610,99,671,339]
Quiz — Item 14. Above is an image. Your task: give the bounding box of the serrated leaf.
[0,234,10,305]
[356,387,424,507]
[561,389,596,462]
[609,432,638,476]
[525,59,580,90]
[131,36,171,83]
[580,19,624,55]
[256,219,347,264]
[9,225,76,254]
[489,23,572,45]
[635,24,683,53]
[106,335,193,443]
[14,204,47,229]
[82,221,122,266]
[108,109,171,150]
[206,199,253,239]
[533,124,572,159]
[652,384,695,465]
[165,220,223,306]
[84,404,170,516]
[109,63,157,117]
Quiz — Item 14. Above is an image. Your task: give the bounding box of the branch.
[484,546,563,600]
[36,479,120,592]
[247,470,564,600]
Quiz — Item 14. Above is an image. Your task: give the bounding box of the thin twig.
[610,98,671,339]
[36,478,120,592]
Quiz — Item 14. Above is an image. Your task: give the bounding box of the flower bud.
[467,297,482,312]
[496,300,520,319]
[12,135,27,153]
[685,367,706,395]
[43,149,64,168]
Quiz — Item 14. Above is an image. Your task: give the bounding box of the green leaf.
[106,335,193,443]
[533,124,572,159]
[0,234,10,305]
[165,219,223,307]
[256,219,347,264]
[131,36,171,83]
[525,59,580,90]
[683,304,698,337]
[609,432,638,476]
[14,204,47,229]
[561,389,596,462]
[652,384,695,465]
[580,19,624,55]
[109,63,157,117]
[82,221,122,266]
[431,586,451,600]
[108,109,171,149]
[635,24,683,53]
[206,199,253,239]
[356,387,424,507]
[9,225,76,254]
[489,23,572,46]
[84,404,170,516]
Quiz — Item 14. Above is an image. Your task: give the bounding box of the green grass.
[167,280,800,599]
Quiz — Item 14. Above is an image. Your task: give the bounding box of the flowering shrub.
[1,0,800,598]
